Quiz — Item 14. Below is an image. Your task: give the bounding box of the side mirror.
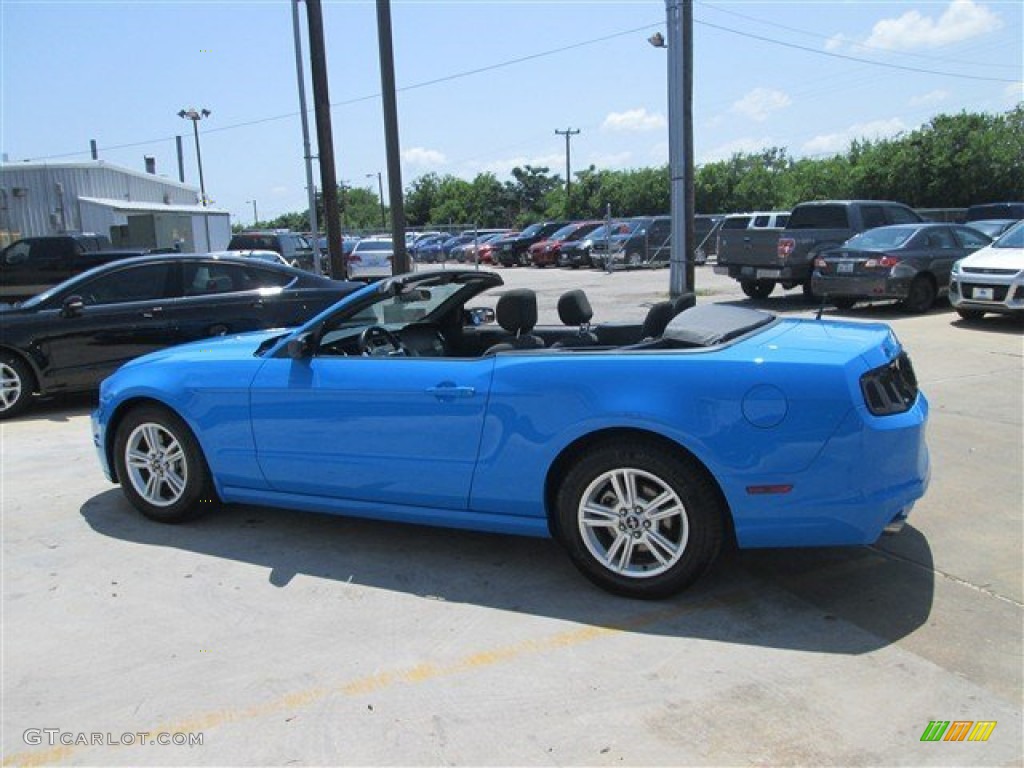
[61,295,85,318]
[466,307,495,326]
[286,332,313,359]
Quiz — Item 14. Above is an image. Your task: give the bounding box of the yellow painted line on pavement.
[4,588,748,767]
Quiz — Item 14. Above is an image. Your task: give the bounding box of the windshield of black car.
[519,223,543,238]
[993,221,1024,249]
[845,227,915,250]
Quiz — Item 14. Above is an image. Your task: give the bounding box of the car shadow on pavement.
[80,490,934,656]
[5,391,96,423]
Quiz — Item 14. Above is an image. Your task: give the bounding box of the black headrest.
[496,289,538,334]
[557,289,593,326]
[673,292,696,314]
[640,301,676,339]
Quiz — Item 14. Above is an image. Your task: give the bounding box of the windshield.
[993,220,1024,249]
[355,240,393,252]
[518,223,543,238]
[787,205,849,229]
[845,226,916,250]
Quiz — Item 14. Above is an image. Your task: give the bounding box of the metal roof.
[78,196,228,215]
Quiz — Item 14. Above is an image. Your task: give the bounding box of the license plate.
[756,269,779,279]
[838,263,854,273]
[972,287,994,300]
[713,266,728,275]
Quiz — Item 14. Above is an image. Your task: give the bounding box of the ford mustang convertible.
[92,269,929,598]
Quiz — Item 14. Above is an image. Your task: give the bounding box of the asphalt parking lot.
[2,264,1021,766]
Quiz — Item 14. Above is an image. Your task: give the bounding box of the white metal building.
[0,160,230,251]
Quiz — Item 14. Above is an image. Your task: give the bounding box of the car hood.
[119,329,287,371]
[958,246,1024,270]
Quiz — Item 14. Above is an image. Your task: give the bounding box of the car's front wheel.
[555,440,724,599]
[114,406,216,523]
[0,354,35,420]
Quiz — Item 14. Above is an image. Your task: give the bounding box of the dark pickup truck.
[716,200,922,300]
[1,234,148,301]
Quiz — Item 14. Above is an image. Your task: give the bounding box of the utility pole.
[376,0,409,273]
[661,0,695,298]
[292,0,321,273]
[367,171,386,228]
[305,0,342,278]
[555,127,580,219]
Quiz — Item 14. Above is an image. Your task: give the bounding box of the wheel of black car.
[555,440,724,599]
[956,308,986,322]
[113,406,215,523]
[740,280,774,300]
[0,354,35,420]
[833,297,858,310]
[901,275,936,314]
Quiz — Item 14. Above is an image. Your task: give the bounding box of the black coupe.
[0,253,359,418]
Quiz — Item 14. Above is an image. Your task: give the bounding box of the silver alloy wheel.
[0,362,22,412]
[124,423,189,508]
[577,467,689,578]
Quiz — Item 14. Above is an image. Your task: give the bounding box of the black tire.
[801,279,820,304]
[902,275,936,314]
[740,280,774,300]
[113,405,217,523]
[0,354,35,420]
[833,297,858,310]
[956,308,986,322]
[555,439,724,599]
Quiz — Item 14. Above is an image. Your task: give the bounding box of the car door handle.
[140,307,164,319]
[426,384,475,400]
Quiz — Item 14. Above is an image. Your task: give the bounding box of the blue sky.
[2,1,1021,224]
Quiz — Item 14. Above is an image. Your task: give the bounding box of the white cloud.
[909,89,950,107]
[601,108,667,132]
[476,153,564,178]
[802,118,907,156]
[1005,82,1024,106]
[730,88,792,122]
[700,137,776,164]
[864,0,1002,51]
[824,33,846,52]
[402,146,446,167]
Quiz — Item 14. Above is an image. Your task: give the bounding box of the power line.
[20,10,1018,164]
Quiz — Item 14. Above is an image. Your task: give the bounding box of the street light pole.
[555,127,580,219]
[178,107,212,250]
[367,171,385,228]
[247,199,258,226]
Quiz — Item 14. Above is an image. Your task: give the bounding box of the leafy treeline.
[258,106,1022,232]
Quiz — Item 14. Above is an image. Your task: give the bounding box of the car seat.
[551,289,599,348]
[483,289,545,355]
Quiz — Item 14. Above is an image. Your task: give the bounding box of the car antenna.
[816,294,828,321]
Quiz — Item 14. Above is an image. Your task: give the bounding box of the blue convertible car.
[92,269,929,598]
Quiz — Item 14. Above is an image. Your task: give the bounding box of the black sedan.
[811,223,992,312]
[0,253,359,418]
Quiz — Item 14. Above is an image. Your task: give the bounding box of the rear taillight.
[813,257,827,269]
[347,254,361,263]
[778,238,795,258]
[860,352,918,416]
[865,254,900,269]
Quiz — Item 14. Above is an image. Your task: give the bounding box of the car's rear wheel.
[0,354,34,420]
[956,308,986,321]
[902,275,936,313]
[740,280,774,300]
[555,440,724,599]
[114,405,216,523]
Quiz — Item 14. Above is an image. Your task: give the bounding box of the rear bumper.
[811,273,911,300]
[730,394,930,549]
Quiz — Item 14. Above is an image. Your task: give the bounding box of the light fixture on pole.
[177,108,211,206]
[246,199,258,226]
[366,172,386,227]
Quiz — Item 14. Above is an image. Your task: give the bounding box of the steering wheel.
[358,325,406,357]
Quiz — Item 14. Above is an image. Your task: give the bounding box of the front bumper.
[949,272,1024,314]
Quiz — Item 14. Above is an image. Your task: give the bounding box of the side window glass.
[929,228,956,249]
[3,242,31,266]
[861,206,886,229]
[954,227,990,249]
[78,264,172,306]
[753,215,769,227]
[886,206,918,225]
